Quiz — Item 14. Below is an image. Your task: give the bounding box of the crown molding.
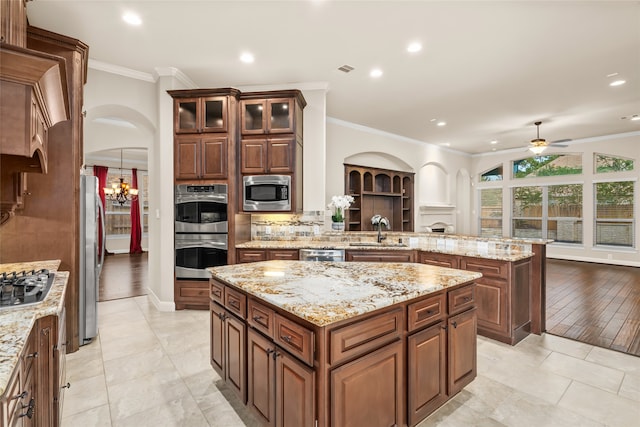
[88,59,155,82]
[153,67,198,89]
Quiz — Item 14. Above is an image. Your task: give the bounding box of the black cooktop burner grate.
[0,269,54,309]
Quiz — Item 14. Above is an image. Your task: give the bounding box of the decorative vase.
[332,221,345,231]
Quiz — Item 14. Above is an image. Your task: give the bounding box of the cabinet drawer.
[448,284,476,315]
[330,308,403,365]
[461,257,508,279]
[274,314,314,366]
[408,293,446,332]
[267,249,299,260]
[237,249,267,263]
[210,279,224,304]
[224,286,247,319]
[419,251,459,269]
[248,298,275,339]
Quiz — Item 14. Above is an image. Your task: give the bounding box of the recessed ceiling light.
[610,79,626,87]
[370,68,383,78]
[407,42,422,53]
[437,121,446,127]
[240,52,255,63]
[122,12,142,26]
[490,140,498,145]
[631,115,640,121]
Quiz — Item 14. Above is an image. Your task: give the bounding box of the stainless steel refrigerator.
[79,175,105,345]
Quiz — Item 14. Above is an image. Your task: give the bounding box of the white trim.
[592,177,637,184]
[88,59,155,82]
[236,81,330,92]
[146,288,176,312]
[153,67,198,89]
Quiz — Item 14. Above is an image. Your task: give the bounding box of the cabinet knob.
[253,315,263,322]
[281,335,292,344]
[452,321,458,329]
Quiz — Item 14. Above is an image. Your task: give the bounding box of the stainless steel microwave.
[243,175,291,211]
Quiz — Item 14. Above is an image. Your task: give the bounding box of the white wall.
[472,133,640,266]
[326,119,473,230]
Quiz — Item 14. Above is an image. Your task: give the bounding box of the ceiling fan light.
[529,145,546,155]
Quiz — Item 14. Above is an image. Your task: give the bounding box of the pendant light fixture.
[103,149,138,205]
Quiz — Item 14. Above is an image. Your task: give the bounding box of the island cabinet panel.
[330,340,404,427]
[274,314,314,367]
[247,327,315,427]
[248,298,275,339]
[408,293,446,332]
[418,251,460,269]
[210,302,225,375]
[329,308,402,365]
[407,321,447,426]
[345,249,416,263]
[448,308,477,396]
[460,256,532,345]
[448,284,476,315]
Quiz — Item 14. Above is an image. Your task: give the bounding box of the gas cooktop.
[0,269,54,310]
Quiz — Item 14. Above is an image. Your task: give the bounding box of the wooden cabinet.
[174,96,229,134]
[345,164,414,232]
[174,279,209,310]
[460,256,531,345]
[345,249,416,263]
[240,137,295,174]
[210,301,246,402]
[1,327,36,426]
[247,328,315,427]
[447,308,477,396]
[1,0,27,47]
[418,251,460,269]
[174,135,228,180]
[237,248,299,263]
[168,88,239,183]
[240,97,299,135]
[331,340,404,427]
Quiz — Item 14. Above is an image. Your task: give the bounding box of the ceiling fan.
[528,121,571,155]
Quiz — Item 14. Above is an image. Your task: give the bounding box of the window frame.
[593,178,635,249]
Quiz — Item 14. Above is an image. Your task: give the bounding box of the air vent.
[338,65,354,73]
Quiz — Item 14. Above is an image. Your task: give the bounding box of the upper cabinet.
[240,97,298,135]
[168,88,240,183]
[345,164,415,232]
[174,96,228,134]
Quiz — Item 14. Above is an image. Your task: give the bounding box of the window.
[595,153,634,173]
[512,184,584,243]
[480,165,503,182]
[512,186,543,239]
[595,181,635,247]
[479,188,502,237]
[548,185,583,244]
[513,154,582,178]
[102,169,148,237]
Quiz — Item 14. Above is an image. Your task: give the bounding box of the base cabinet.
[345,250,416,263]
[175,279,209,310]
[447,308,477,395]
[331,340,404,427]
[210,302,246,403]
[247,328,315,427]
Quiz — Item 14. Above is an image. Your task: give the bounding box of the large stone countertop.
[209,260,482,327]
[235,239,534,262]
[0,260,68,398]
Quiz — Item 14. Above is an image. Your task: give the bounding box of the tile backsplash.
[251,211,327,239]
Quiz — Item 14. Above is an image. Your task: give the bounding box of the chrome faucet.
[377,224,387,243]
[371,214,389,243]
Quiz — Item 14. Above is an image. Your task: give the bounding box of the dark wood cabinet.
[345,249,416,263]
[407,321,447,426]
[240,97,299,135]
[1,0,27,47]
[345,164,414,232]
[240,137,295,174]
[237,248,299,263]
[210,300,246,403]
[175,279,209,310]
[174,96,228,134]
[174,135,228,180]
[418,251,460,268]
[247,328,315,427]
[331,340,404,427]
[1,327,36,426]
[447,307,477,395]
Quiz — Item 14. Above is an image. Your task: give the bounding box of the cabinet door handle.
[452,321,458,329]
[253,315,263,322]
[26,351,38,359]
[62,382,71,389]
[266,348,274,355]
[441,324,448,330]
[12,391,28,401]
[19,398,35,419]
[272,351,280,360]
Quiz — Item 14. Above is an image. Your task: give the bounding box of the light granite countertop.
[235,239,534,262]
[209,260,482,327]
[0,260,68,398]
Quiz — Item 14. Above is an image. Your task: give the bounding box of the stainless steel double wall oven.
[175,184,228,279]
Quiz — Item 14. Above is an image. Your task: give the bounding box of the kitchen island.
[0,260,69,426]
[209,260,482,427]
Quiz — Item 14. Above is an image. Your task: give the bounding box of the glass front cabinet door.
[241,98,295,134]
[175,97,227,134]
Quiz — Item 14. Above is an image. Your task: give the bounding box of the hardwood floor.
[99,252,148,302]
[546,259,640,357]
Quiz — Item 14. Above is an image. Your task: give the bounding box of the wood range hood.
[0,41,69,222]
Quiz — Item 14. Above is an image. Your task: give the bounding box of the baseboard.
[146,287,175,312]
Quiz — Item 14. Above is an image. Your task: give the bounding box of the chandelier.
[104,149,138,205]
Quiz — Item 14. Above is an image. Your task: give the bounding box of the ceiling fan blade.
[551,138,572,144]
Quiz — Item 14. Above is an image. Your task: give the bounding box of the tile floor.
[62,296,640,427]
